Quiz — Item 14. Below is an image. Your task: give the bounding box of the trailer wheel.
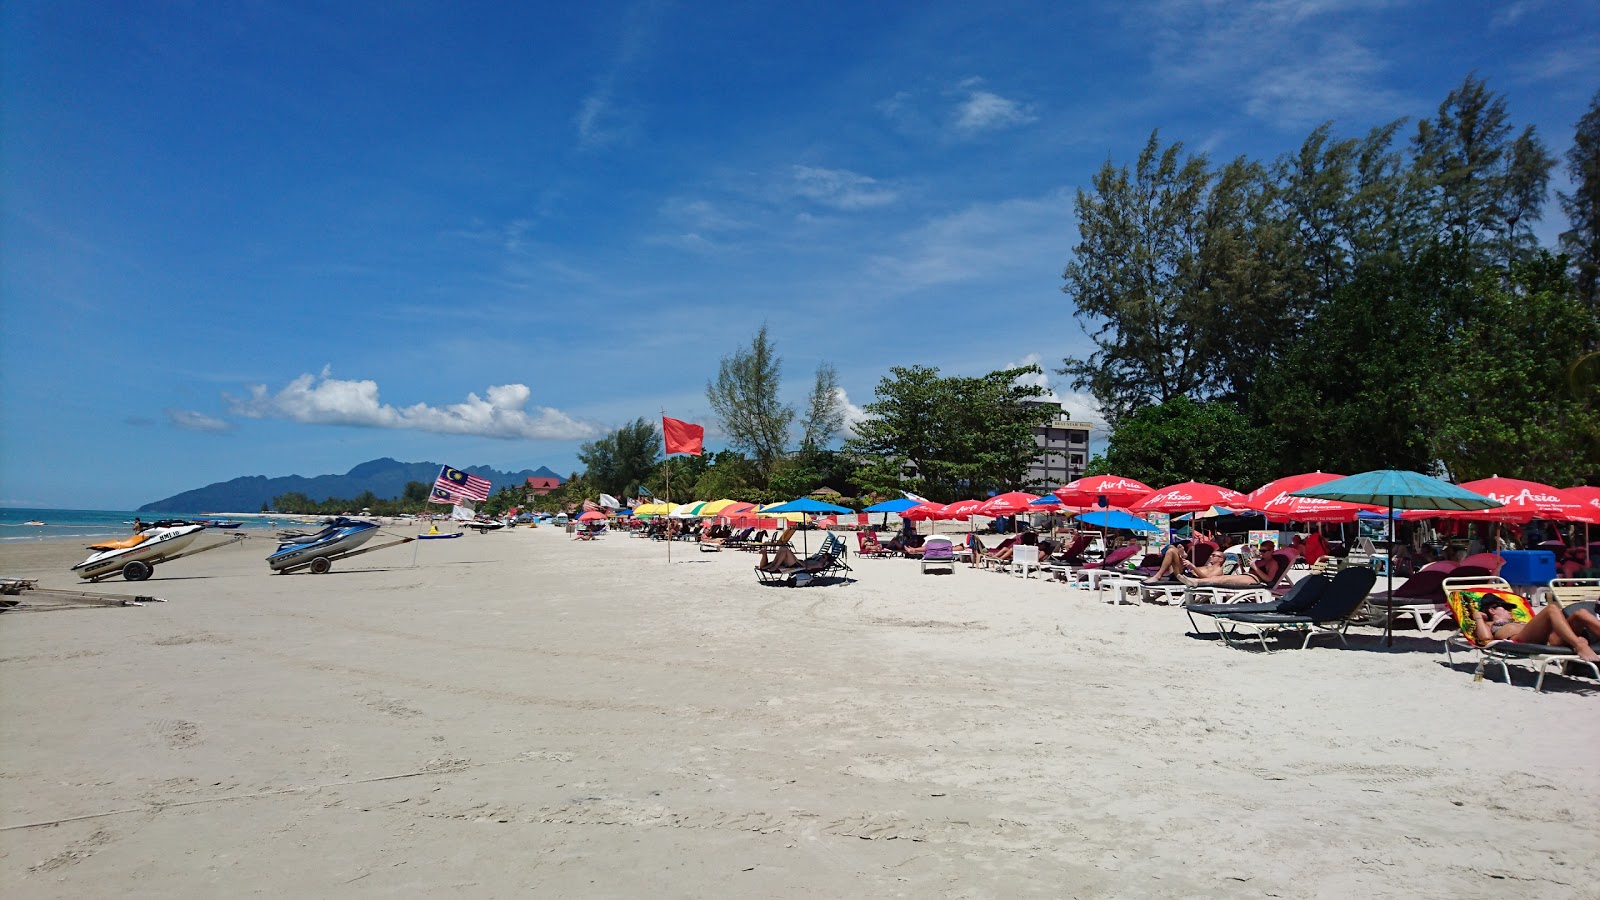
[308,556,332,574]
[122,560,152,582]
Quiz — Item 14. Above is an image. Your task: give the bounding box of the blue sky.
[3,1,1597,509]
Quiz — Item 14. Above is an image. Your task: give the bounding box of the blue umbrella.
[863,498,921,513]
[1074,509,1160,533]
[762,497,853,555]
[1293,469,1500,646]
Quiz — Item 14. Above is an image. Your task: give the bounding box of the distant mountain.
[139,458,566,512]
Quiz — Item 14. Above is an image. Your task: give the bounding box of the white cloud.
[834,387,868,437]
[952,81,1037,134]
[866,189,1074,290]
[1007,353,1109,437]
[1492,0,1542,28]
[166,409,234,433]
[225,370,601,441]
[790,165,899,210]
[1008,353,1064,404]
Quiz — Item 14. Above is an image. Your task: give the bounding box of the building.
[1024,403,1092,491]
[525,476,561,495]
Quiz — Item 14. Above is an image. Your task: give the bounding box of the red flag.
[662,416,704,455]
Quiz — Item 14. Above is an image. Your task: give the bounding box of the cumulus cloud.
[834,387,869,437]
[225,370,601,441]
[952,80,1037,134]
[166,409,234,433]
[790,165,899,210]
[1007,353,1109,436]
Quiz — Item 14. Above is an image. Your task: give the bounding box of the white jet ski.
[73,521,206,581]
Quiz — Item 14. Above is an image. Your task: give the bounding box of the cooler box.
[1498,549,1555,586]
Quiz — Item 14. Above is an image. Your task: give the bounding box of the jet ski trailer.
[267,518,414,574]
[73,522,247,582]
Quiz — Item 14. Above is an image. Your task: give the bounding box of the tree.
[402,481,430,504]
[799,362,846,452]
[707,326,795,481]
[1559,90,1600,310]
[577,417,662,497]
[1090,396,1275,489]
[1410,74,1553,265]
[845,364,1057,502]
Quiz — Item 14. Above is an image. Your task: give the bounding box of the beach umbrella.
[1562,486,1600,525]
[1398,476,1578,524]
[1245,472,1379,523]
[698,499,739,518]
[863,498,921,513]
[977,492,1041,532]
[762,496,853,554]
[1132,481,1246,514]
[576,510,606,523]
[669,502,706,518]
[939,499,986,520]
[1293,469,1500,646]
[1074,509,1160,533]
[716,502,757,521]
[899,501,946,521]
[1053,475,1154,509]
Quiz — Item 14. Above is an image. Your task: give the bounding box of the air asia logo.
[1262,491,1338,507]
[1486,489,1568,506]
[1071,478,1146,491]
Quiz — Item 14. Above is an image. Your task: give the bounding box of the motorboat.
[73,521,206,581]
[266,518,379,573]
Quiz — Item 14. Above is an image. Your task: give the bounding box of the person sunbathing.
[757,546,806,572]
[1178,542,1281,588]
[1142,543,1189,584]
[1472,597,1600,662]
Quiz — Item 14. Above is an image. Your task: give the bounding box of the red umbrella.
[1400,476,1569,524]
[938,499,986,520]
[1132,481,1246,514]
[1245,472,1380,523]
[717,502,758,520]
[1561,486,1600,525]
[976,492,1041,516]
[899,501,946,521]
[1053,475,1153,508]
[576,510,606,523]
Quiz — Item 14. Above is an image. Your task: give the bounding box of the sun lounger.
[856,531,892,557]
[1211,566,1376,652]
[921,537,956,574]
[1181,549,1299,606]
[1185,573,1331,636]
[1442,576,1600,692]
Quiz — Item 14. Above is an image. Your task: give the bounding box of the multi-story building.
[1024,403,1092,491]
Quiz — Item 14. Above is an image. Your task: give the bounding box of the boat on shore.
[72,521,207,581]
[267,518,379,572]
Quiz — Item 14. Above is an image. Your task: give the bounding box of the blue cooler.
[1498,549,1555,586]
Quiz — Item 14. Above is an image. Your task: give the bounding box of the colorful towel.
[1444,587,1533,647]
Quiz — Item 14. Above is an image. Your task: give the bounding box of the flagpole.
[662,410,671,564]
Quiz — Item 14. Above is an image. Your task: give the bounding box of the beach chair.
[1058,545,1142,588]
[921,537,956,574]
[1008,544,1041,578]
[1442,576,1600,692]
[1182,550,1299,606]
[856,531,892,558]
[1528,576,1600,608]
[749,526,795,552]
[1360,564,1489,632]
[1185,573,1331,637]
[755,537,850,587]
[1213,566,1377,652]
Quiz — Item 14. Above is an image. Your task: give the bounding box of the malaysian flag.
[434,465,491,502]
[428,486,460,505]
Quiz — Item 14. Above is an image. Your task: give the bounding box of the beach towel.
[1444,587,1532,646]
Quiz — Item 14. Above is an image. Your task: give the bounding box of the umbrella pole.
[1385,498,1395,648]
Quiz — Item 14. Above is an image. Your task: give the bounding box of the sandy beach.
[2,527,1597,898]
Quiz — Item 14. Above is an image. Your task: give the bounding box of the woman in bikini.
[1471,597,1600,662]
[1178,541,1281,588]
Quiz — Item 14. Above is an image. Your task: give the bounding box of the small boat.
[266,518,379,573]
[417,532,463,540]
[72,522,207,581]
[200,519,243,530]
[23,520,44,526]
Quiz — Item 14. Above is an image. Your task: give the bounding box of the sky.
[3,1,1598,509]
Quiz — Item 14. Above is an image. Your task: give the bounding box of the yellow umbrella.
[634,502,673,516]
[699,499,739,518]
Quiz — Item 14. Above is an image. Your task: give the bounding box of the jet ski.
[266,517,379,573]
[73,521,206,581]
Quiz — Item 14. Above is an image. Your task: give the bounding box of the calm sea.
[0,507,285,543]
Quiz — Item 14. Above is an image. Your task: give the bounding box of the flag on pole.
[662,416,705,456]
[599,493,621,509]
[435,465,491,502]
[902,491,931,504]
[429,486,461,505]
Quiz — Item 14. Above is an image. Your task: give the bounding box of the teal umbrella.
[763,497,852,555]
[1074,509,1160,533]
[1293,470,1501,646]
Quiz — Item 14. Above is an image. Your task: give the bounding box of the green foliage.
[1559,90,1600,309]
[707,326,794,481]
[846,364,1058,502]
[578,417,662,497]
[270,480,442,516]
[1093,396,1275,489]
[800,363,846,452]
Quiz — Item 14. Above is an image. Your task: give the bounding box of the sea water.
[0,508,284,543]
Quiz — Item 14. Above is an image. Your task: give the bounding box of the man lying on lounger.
[1177,541,1279,588]
[757,545,806,572]
[1472,596,1600,663]
[1143,545,1227,585]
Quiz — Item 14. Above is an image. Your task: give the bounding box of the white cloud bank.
[791,165,900,210]
[953,81,1037,134]
[226,369,600,441]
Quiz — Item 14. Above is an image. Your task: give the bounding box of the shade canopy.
[762,497,853,515]
[899,501,946,521]
[1053,475,1153,508]
[863,497,922,513]
[1398,476,1579,523]
[1133,481,1246,514]
[576,510,606,522]
[1074,509,1160,533]
[938,499,986,520]
[1245,471,1379,523]
[977,492,1041,516]
[669,502,708,518]
[697,499,740,518]
[632,502,673,516]
[1290,470,1501,511]
[1562,486,1600,525]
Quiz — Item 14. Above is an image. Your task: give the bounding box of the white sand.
[2,527,1597,898]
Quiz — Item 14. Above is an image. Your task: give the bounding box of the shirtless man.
[1472,597,1600,662]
